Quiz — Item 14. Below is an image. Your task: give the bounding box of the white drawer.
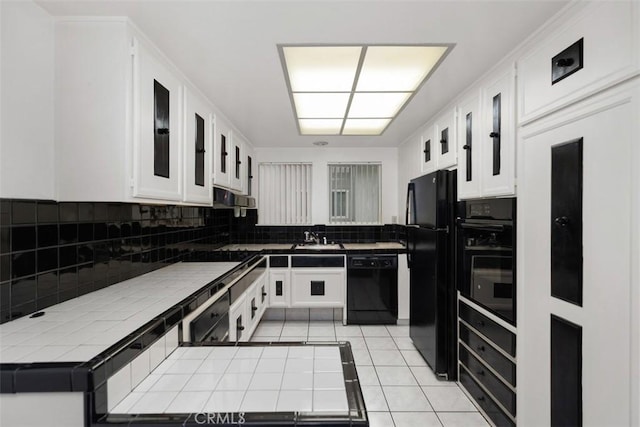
[517,1,639,123]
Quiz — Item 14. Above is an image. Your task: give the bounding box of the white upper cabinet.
[456,90,483,199]
[182,86,213,204]
[434,108,457,170]
[132,37,183,202]
[517,2,640,124]
[480,66,516,197]
[420,124,437,175]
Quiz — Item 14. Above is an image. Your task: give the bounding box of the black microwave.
[457,198,516,326]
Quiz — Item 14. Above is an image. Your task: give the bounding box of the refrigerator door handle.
[406,183,416,225]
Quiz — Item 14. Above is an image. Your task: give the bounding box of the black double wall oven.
[457,198,516,326]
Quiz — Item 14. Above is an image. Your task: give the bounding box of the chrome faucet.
[304,231,320,244]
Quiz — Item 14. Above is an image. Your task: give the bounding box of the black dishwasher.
[347,254,398,324]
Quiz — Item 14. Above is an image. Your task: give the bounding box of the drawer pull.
[476,320,485,327]
[477,395,485,402]
[476,369,485,377]
[209,336,218,342]
[210,312,219,318]
[476,345,485,352]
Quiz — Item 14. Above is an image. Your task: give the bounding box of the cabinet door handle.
[157,128,170,135]
[196,148,206,154]
[476,345,485,352]
[462,145,471,150]
[252,306,258,312]
[476,369,485,377]
[262,292,267,297]
[210,312,219,318]
[477,396,485,402]
[556,58,575,67]
[237,325,245,331]
[489,132,500,138]
[554,216,570,227]
[440,139,447,144]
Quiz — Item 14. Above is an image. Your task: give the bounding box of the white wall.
[0,1,55,200]
[255,147,398,225]
[396,131,424,224]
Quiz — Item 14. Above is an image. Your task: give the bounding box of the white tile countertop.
[0,262,239,364]
[341,242,406,250]
[218,242,406,251]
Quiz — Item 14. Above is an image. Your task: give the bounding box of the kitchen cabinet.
[213,117,232,189]
[456,90,482,199]
[228,291,247,342]
[480,66,516,197]
[433,108,457,170]
[290,269,345,308]
[229,133,245,192]
[517,2,639,124]
[228,269,268,342]
[182,87,213,204]
[517,81,636,427]
[132,37,183,201]
[243,142,255,197]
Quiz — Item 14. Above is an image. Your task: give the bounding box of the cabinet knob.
[196,148,206,154]
[477,396,485,402]
[210,312,219,318]
[476,369,485,376]
[556,58,575,67]
[554,216,570,227]
[252,306,258,312]
[489,132,499,138]
[440,139,447,144]
[157,128,170,135]
[462,145,471,150]
[237,325,245,331]
[262,292,267,297]
[249,175,254,179]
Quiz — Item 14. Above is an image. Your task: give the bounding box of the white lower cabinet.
[290,269,345,308]
[228,272,267,342]
[268,270,289,307]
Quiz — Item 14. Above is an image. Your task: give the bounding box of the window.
[329,163,381,224]
[258,163,312,225]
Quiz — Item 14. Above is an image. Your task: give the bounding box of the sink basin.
[292,243,344,250]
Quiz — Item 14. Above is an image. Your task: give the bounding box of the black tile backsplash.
[0,198,405,324]
[0,199,233,324]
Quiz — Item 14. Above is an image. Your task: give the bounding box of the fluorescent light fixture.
[279,44,451,136]
[293,93,350,118]
[343,119,392,135]
[347,92,411,119]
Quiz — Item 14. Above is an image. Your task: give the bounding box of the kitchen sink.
[292,243,344,250]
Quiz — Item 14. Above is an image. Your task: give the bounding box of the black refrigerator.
[406,170,457,380]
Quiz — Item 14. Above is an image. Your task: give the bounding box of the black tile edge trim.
[90,341,368,426]
[0,255,265,394]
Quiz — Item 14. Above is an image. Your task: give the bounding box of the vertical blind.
[258,163,312,225]
[329,163,381,224]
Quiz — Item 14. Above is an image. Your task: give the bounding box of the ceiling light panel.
[342,118,392,135]
[283,46,362,92]
[298,119,344,135]
[293,93,350,118]
[356,46,448,92]
[347,92,412,118]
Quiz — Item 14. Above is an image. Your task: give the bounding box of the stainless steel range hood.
[213,186,256,209]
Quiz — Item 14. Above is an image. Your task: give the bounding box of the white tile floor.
[251,320,490,427]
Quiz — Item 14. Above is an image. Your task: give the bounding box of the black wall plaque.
[153,80,170,178]
[551,315,582,427]
[552,38,584,85]
[195,114,205,187]
[551,138,583,306]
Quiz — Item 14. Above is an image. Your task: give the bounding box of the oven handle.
[458,223,506,232]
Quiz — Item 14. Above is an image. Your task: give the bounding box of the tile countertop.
[218,242,406,251]
[0,262,240,364]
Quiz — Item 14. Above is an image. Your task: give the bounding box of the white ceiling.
[37,0,568,148]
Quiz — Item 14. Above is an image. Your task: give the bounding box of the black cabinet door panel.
[195,114,205,187]
[153,80,170,178]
